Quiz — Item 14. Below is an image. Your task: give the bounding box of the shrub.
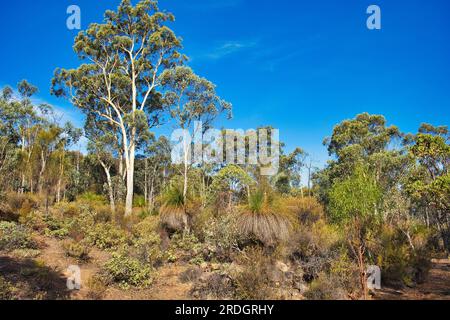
[133,195,146,208]
[168,233,203,264]
[194,209,241,262]
[43,215,69,239]
[233,247,274,300]
[53,202,80,218]
[284,197,324,226]
[0,276,15,300]
[85,223,128,250]
[0,221,36,251]
[103,253,153,288]
[86,274,108,300]
[191,273,235,300]
[62,240,90,262]
[11,248,41,259]
[77,192,107,205]
[131,216,163,266]
[371,224,433,288]
[179,266,203,283]
[304,273,348,300]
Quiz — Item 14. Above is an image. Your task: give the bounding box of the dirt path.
[3,234,449,300]
[375,259,450,300]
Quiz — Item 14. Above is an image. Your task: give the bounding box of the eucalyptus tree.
[52,0,185,215]
[160,66,232,201]
[55,123,82,203]
[86,119,118,213]
[405,124,450,250]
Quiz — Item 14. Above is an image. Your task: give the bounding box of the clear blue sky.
[1,0,449,167]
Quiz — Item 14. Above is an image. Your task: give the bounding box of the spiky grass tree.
[160,183,191,233]
[238,187,294,247]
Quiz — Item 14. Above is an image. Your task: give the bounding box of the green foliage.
[371,224,433,287]
[131,216,163,266]
[77,192,107,205]
[0,221,36,251]
[43,215,70,239]
[194,209,241,262]
[0,276,15,300]
[85,223,129,250]
[103,253,153,288]
[133,195,146,208]
[167,233,203,264]
[62,240,90,262]
[328,164,382,224]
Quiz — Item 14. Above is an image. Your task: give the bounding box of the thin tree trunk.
[100,160,115,214]
[125,143,135,216]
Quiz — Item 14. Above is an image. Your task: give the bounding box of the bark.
[99,160,115,214]
[125,143,136,216]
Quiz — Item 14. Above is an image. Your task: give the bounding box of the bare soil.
[1,235,449,300]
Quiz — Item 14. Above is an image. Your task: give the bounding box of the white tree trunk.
[125,143,135,216]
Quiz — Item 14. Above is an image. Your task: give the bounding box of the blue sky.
[1,0,449,168]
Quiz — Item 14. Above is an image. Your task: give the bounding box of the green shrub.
[0,276,15,300]
[77,192,107,205]
[62,240,90,262]
[372,224,433,288]
[86,223,128,250]
[103,253,153,288]
[53,202,77,218]
[133,195,146,208]
[167,233,203,264]
[130,216,163,266]
[0,221,36,251]
[43,215,69,239]
[194,209,241,262]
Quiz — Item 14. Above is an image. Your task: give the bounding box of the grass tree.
[52,0,184,216]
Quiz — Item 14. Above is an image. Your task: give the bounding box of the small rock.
[275,261,289,273]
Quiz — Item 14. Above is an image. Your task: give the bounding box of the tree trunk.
[99,160,115,214]
[38,151,46,194]
[183,140,189,201]
[125,143,135,216]
[144,158,148,206]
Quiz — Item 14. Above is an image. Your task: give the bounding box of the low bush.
[304,272,348,300]
[0,221,36,251]
[233,247,274,300]
[62,240,90,262]
[130,217,164,266]
[167,233,203,264]
[194,209,241,262]
[179,266,203,283]
[191,273,235,300]
[103,253,153,288]
[371,224,433,288]
[85,223,129,250]
[86,274,108,300]
[0,275,16,300]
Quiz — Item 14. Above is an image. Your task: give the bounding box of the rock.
[211,263,221,271]
[275,261,289,273]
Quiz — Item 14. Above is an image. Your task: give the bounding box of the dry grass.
[237,190,295,246]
